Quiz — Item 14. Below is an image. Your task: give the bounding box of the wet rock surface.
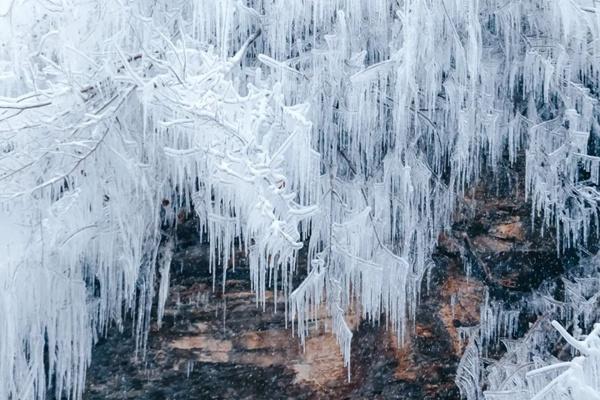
[84,172,569,399]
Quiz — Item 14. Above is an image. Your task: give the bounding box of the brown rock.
[490,219,524,241]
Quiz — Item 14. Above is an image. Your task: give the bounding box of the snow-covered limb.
[524,321,600,400]
[457,255,600,400]
[0,2,315,398]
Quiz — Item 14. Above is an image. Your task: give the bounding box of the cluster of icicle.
[456,254,600,399]
[0,1,316,398]
[1,0,600,398]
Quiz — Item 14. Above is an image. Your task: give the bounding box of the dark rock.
[83,168,570,399]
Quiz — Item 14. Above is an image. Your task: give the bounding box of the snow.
[1,0,600,398]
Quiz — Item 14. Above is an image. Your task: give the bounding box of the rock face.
[84,174,570,399]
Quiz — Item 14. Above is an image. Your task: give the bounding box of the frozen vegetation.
[0,0,599,399]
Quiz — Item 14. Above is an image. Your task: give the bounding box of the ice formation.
[456,254,600,400]
[0,0,600,398]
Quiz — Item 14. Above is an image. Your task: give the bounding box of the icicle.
[456,335,483,400]
[157,236,174,328]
